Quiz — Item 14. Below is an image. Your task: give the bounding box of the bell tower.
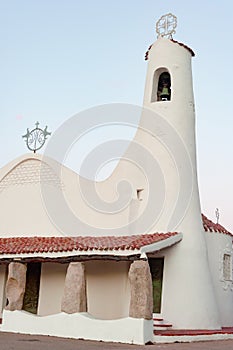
[137,14,221,330]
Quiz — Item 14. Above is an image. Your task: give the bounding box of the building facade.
[0,22,232,345]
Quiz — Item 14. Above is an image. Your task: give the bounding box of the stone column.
[5,262,27,311]
[61,262,87,313]
[128,260,153,320]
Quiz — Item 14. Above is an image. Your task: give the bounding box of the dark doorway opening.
[149,258,164,313]
[23,263,41,314]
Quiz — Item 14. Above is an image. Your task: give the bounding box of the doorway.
[149,258,164,313]
[22,262,41,314]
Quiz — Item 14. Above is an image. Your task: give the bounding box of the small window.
[136,189,144,201]
[223,254,232,281]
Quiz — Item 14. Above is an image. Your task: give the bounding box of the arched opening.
[157,72,171,101]
[151,69,171,102]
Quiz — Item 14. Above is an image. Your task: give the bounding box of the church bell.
[160,86,170,100]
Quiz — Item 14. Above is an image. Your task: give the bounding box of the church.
[0,14,233,344]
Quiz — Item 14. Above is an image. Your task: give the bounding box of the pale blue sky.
[0,1,232,230]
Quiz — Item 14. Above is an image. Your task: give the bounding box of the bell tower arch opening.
[151,68,171,102]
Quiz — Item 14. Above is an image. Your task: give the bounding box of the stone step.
[153,327,233,336]
[153,317,173,331]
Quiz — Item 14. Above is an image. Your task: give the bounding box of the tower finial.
[156,13,177,39]
[215,208,220,224]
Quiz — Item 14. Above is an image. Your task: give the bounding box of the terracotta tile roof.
[0,215,230,257]
[202,214,232,236]
[170,39,195,56]
[144,44,153,60]
[145,39,195,60]
[0,232,178,255]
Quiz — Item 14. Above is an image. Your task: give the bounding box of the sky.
[0,0,233,231]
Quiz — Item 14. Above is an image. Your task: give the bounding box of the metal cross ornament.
[156,13,177,39]
[22,122,51,153]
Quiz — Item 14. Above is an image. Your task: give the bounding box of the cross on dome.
[156,13,177,39]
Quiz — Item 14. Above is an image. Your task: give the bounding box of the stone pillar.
[128,260,153,320]
[61,262,87,313]
[5,262,27,311]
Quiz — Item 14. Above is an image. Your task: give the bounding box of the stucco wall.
[0,264,6,317]
[205,232,233,326]
[85,260,131,319]
[38,263,68,316]
[0,157,67,237]
[2,310,153,345]
[147,237,221,330]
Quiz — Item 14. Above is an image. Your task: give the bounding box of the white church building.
[0,14,233,344]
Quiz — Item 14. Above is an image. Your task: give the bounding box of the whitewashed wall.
[2,310,153,345]
[38,263,68,316]
[205,232,233,326]
[85,260,131,319]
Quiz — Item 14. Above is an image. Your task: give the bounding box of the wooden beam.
[0,254,141,264]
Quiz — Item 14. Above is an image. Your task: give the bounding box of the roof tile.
[0,232,178,256]
[0,215,230,256]
[202,214,232,236]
